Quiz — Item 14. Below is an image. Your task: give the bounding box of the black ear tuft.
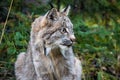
[49,2,54,9]
[63,5,69,12]
[61,5,71,15]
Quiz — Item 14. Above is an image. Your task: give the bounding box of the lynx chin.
[15,6,82,80]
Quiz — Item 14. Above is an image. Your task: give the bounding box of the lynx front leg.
[32,50,42,80]
[32,53,53,80]
[33,62,42,80]
[60,47,82,80]
[15,52,26,80]
[32,47,52,80]
[74,57,82,80]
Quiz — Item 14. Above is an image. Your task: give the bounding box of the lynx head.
[35,6,75,58]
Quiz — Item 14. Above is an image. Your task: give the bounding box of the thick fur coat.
[15,7,82,80]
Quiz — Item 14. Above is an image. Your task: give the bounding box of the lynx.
[15,6,82,80]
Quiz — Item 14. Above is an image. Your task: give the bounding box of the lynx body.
[15,7,82,80]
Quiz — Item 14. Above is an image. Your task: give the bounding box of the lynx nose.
[63,39,73,47]
[70,35,76,42]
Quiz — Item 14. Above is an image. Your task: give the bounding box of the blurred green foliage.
[0,0,120,80]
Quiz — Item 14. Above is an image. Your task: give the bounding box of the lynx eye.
[61,28,67,33]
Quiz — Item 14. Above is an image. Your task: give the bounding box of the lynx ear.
[40,8,58,27]
[61,5,71,15]
[46,8,58,21]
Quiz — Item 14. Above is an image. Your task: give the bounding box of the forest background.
[0,0,120,80]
